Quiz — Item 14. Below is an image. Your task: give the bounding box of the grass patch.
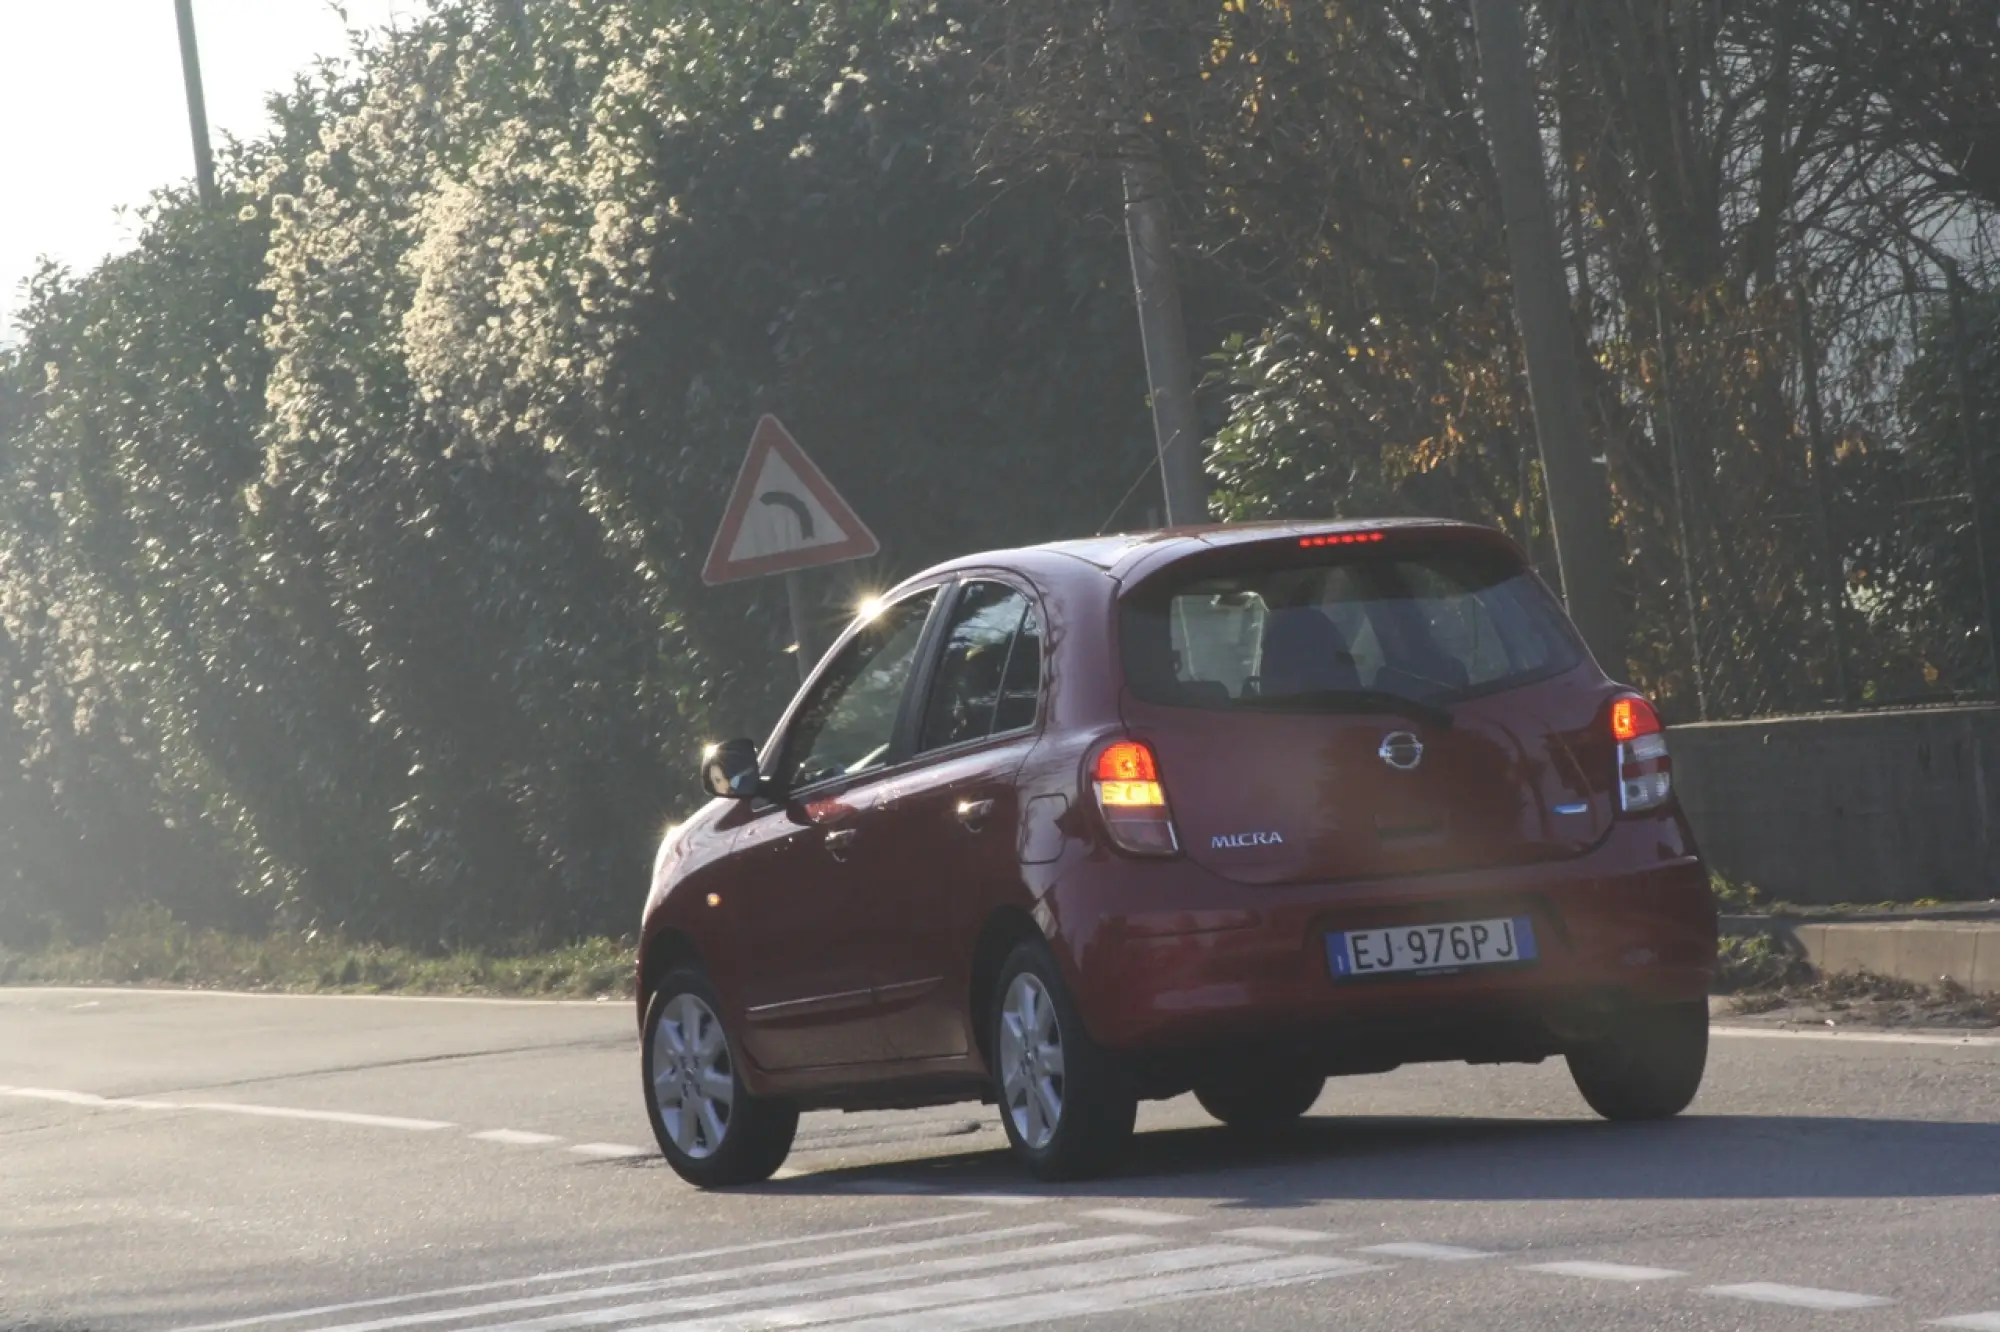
[1721,966,2000,1027]
[1713,932,1813,993]
[0,904,633,1000]
[1709,871,1762,912]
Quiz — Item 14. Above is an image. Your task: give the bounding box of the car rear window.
[1119,539,1585,709]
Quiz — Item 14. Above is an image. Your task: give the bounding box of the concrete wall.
[1672,706,2000,904]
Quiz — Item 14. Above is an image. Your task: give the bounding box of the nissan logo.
[1378,731,1425,771]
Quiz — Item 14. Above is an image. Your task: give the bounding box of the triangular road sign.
[702,415,881,586]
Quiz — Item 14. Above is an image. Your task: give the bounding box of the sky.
[0,0,410,340]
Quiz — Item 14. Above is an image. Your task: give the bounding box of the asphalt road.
[4,987,1998,1332]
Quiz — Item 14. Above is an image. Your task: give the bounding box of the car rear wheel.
[1566,1001,1709,1121]
[642,970,798,1187]
[990,942,1136,1181]
[1194,1064,1326,1131]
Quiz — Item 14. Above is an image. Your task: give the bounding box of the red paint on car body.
[639,520,1717,1111]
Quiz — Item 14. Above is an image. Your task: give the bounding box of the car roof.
[912,517,1505,590]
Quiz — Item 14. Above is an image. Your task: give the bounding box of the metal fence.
[1636,247,1999,725]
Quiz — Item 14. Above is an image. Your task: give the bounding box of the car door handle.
[956,798,996,832]
[824,828,858,861]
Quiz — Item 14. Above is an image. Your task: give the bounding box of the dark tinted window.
[783,591,937,788]
[918,582,1041,753]
[1120,542,1582,709]
[996,605,1043,733]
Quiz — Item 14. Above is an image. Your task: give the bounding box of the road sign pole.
[785,570,814,684]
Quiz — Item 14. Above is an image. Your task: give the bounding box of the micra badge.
[1212,831,1285,850]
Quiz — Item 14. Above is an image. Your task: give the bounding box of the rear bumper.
[1057,817,1717,1057]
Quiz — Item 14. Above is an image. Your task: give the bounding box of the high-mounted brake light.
[1299,532,1386,549]
[1611,695,1672,813]
[1092,739,1180,856]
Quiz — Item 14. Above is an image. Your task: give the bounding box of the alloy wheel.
[651,991,734,1160]
[998,972,1066,1150]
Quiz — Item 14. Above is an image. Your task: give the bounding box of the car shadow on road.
[748,1113,2000,1205]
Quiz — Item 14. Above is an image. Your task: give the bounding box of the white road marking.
[300,1223,1070,1332]
[1707,1283,1895,1311]
[1933,1313,2000,1330]
[1218,1227,1346,1245]
[1526,1261,1685,1282]
[472,1129,564,1146]
[714,1255,1381,1332]
[771,1166,807,1180]
[936,1192,1047,1206]
[1712,1025,2000,1049]
[1357,1242,1494,1261]
[180,1102,456,1132]
[4,1087,121,1107]
[165,1212,993,1332]
[454,1234,1152,1332]
[618,1245,1316,1332]
[0,1087,454,1131]
[4,1087,188,1112]
[2,984,609,1008]
[567,1142,650,1160]
[1079,1207,1191,1227]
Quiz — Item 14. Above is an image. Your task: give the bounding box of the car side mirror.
[700,738,764,800]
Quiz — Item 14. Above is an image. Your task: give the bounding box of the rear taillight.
[1612,695,1672,813]
[1092,740,1180,856]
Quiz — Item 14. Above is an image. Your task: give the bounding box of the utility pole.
[1108,0,1207,528]
[1469,0,1627,672]
[1794,279,1853,704]
[1947,262,2000,688]
[173,0,219,209]
[1120,155,1208,527]
[1653,289,1710,720]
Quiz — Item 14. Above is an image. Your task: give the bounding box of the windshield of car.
[1119,539,1584,711]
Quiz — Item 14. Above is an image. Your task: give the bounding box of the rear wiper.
[1236,689,1456,730]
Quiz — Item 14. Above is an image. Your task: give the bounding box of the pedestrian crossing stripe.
[425,1235,1146,1332]
[156,1205,1961,1332]
[173,1216,1377,1332]
[167,1213,994,1332]
[304,1224,1071,1332]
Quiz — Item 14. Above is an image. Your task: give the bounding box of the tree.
[0,0,1156,947]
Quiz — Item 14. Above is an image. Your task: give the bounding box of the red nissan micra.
[638,521,1718,1186]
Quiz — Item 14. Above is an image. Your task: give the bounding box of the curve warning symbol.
[702,416,880,585]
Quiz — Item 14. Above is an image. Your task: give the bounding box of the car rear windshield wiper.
[1234,688,1456,729]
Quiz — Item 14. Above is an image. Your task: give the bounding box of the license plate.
[1327,916,1537,979]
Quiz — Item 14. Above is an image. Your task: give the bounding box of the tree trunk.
[1471,0,1628,672]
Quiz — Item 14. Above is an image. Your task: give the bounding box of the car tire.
[1193,1064,1325,1131]
[642,969,798,1187]
[989,941,1136,1182]
[1565,1001,1709,1122]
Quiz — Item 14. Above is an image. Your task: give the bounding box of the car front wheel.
[642,970,798,1187]
[990,941,1136,1181]
[1566,1001,1709,1122]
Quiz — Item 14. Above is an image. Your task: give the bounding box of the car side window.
[995,603,1042,733]
[781,590,938,791]
[917,581,1041,753]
